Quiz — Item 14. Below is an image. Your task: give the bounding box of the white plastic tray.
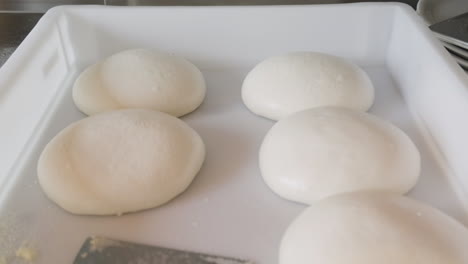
[1,3,468,263]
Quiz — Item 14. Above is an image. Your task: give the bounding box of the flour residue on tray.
[0,213,20,258]
[0,212,40,263]
[15,244,38,262]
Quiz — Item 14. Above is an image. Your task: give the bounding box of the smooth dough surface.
[73,49,206,117]
[280,192,468,264]
[260,107,420,204]
[37,109,205,215]
[242,52,374,120]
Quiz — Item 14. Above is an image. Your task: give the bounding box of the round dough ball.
[280,192,468,264]
[259,107,420,204]
[73,49,206,117]
[242,52,374,120]
[37,109,205,215]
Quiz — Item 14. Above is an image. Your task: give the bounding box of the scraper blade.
[74,237,252,264]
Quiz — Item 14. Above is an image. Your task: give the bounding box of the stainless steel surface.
[444,41,468,60]
[74,237,251,264]
[0,0,419,67]
[0,12,42,66]
[0,0,103,13]
[430,12,468,50]
[0,0,418,11]
[430,12,468,71]
[108,0,417,6]
[448,50,468,71]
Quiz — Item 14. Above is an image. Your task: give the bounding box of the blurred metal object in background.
[0,13,43,65]
[0,0,102,13]
[0,0,418,12]
[430,12,468,72]
[431,12,468,50]
[109,0,418,7]
[0,0,419,67]
[418,0,468,73]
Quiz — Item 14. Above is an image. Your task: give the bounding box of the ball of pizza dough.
[73,49,206,117]
[37,109,205,215]
[260,107,420,204]
[280,192,468,264]
[242,52,374,120]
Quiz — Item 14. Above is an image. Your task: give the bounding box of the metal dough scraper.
[73,237,252,264]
